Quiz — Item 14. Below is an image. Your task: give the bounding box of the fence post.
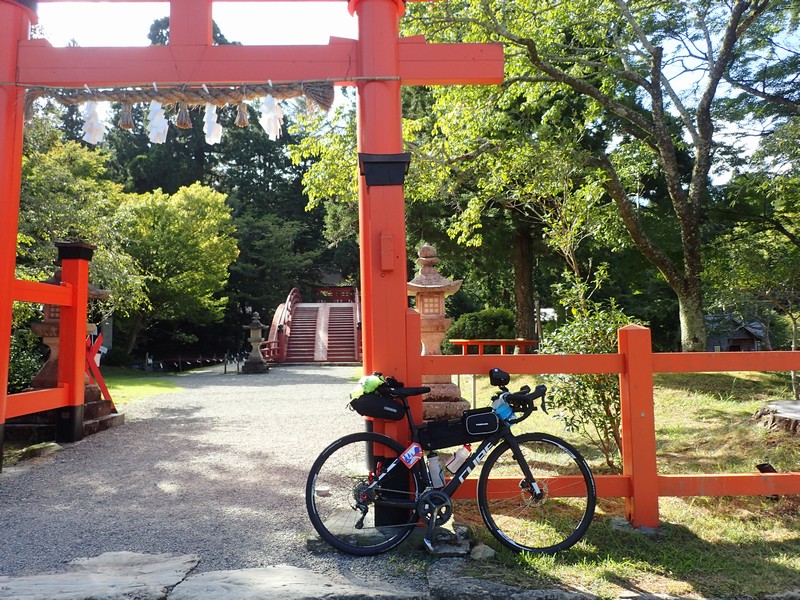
[618,324,660,527]
[55,242,94,443]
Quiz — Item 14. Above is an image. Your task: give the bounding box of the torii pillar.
[0,0,34,460]
[0,0,504,450]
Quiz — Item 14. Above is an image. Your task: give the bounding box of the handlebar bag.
[463,407,499,436]
[349,393,405,421]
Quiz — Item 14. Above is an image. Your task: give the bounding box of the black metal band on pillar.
[13,0,37,12]
[56,241,96,262]
[358,153,412,186]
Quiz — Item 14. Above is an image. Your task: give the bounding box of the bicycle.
[305,368,596,556]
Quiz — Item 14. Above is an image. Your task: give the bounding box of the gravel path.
[0,365,430,594]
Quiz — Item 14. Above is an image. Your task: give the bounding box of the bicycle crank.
[418,490,453,526]
[417,490,453,552]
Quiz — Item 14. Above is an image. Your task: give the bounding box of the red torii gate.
[0,0,503,460]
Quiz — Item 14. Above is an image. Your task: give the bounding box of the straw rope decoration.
[24,80,334,145]
[25,81,335,113]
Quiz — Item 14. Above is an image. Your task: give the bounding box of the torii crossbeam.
[0,0,503,460]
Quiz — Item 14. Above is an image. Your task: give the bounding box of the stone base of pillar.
[422,382,469,420]
[241,359,269,374]
[84,383,101,404]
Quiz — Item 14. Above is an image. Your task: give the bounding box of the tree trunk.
[677,285,706,352]
[512,226,537,340]
[124,313,146,356]
[789,313,800,401]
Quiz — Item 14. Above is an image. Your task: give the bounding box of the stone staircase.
[284,303,359,363]
[285,305,319,362]
[326,304,358,362]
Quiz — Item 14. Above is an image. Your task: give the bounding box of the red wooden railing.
[423,325,800,528]
[2,243,94,457]
[85,333,113,403]
[316,286,357,303]
[353,287,362,362]
[449,338,538,355]
[262,287,303,363]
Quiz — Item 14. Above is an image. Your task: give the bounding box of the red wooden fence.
[422,325,800,527]
[2,243,94,454]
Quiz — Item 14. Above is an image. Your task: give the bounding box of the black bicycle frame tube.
[441,426,541,498]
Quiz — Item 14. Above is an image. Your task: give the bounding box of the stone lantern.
[407,244,469,420]
[242,312,269,374]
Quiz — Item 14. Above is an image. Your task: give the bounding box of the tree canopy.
[403,0,799,351]
[115,183,239,352]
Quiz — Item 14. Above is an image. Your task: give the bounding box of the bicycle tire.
[306,431,422,556]
[477,432,596,554]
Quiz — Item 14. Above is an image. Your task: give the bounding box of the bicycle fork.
[506,435,544,500]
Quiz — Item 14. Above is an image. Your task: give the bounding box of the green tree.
[406,0,799,352]
[216,102,331,318]
[721,117,800,249]
[115,183,239,353]
[103,17,237,194]
[18,112,148,318]
[539,270,643,471]
[401,82,619,339]
[706,228,800,399]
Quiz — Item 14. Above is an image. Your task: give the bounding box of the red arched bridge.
[260,287,362,364]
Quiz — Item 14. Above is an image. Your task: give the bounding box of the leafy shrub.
[8,330,43,394]
[539,276,643,471]
[443,308,515,354]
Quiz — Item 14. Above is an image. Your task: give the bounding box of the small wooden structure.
[450,339,539,355]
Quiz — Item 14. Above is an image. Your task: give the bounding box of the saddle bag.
[349,393,405,421]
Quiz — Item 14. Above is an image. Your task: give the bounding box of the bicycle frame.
[367,415,542,513]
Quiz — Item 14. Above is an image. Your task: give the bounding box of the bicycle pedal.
[422,537,434,553]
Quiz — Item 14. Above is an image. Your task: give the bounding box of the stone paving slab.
[0,553,426,600]
[0,552,199,600]
[170,564,426,600]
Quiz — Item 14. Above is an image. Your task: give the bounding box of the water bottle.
[445,444,471,473]
[428,453,445,488]
[492,393,515,422]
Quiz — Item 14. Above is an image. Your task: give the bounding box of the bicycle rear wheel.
[306,431,422,556]
[477,432,596,554]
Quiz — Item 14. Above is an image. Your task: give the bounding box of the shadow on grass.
[457,495,800,598]
[562,511,800,598]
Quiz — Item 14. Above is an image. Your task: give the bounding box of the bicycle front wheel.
[477,432,596,554]
[306,432,422,556]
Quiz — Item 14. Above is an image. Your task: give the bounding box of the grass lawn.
[455,371,800,599]
[100,366,183,404]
